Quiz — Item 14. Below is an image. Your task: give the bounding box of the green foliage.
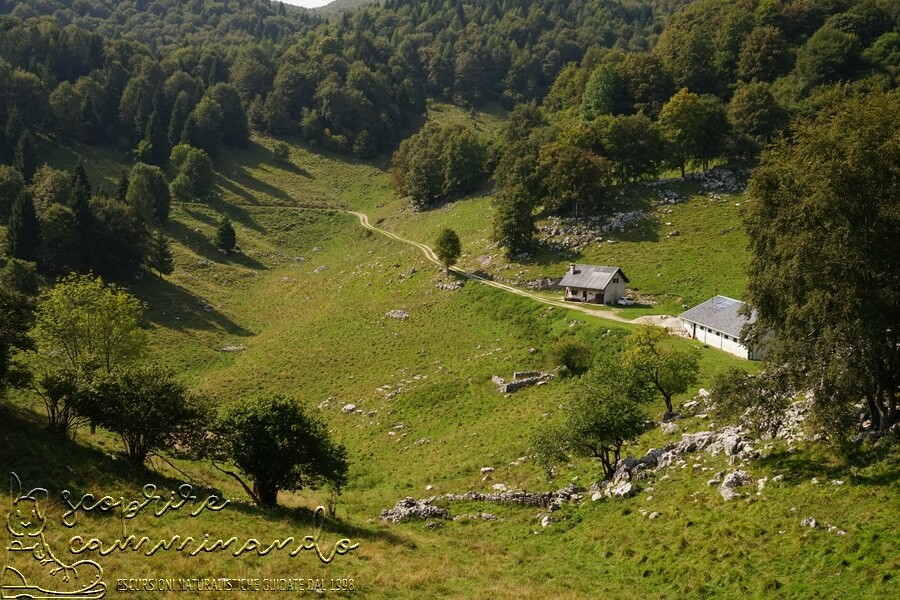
[658,89,729,176]
[90,365,209,465]
[33,368,90,436]
[0,258,39,296]
[434,228,461,274]
[745,90,900,437]
[738,26,791,82]
[212,394,349,507]
[623,325,701,415]
[580,64,627,120]
[6,191,40,262]
[126,163,171,223]
[0,284,34,400]
[0,165,25,223]
[710,367,792,437]
[30,166,73,214]
[85,196,148,277]
[38,204,80,274]
[390,123,489,208]
[534,350,653,480]
[214,216,236,253]
[170,144,213,198]
[585,114,665,182]
[31,273,149,377]
[13,130,39,182]
[135,110,169,167]
[795,27,863,88]
[207,83,250,148]
[537,141,611,215]
[546,338,593,376]
[182,96,223,157]
[272,141,291,164]
[148,230,174,278]
[728,82,788,157]
[491,185,536,258]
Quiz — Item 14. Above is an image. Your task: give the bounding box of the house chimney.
[569,264,576,275]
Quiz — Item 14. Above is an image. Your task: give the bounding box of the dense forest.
[0,0,896,271]
[0,0,898,540]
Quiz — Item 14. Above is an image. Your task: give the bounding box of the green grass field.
[1,113,897,598]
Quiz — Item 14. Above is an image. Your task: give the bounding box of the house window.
[613,277,619,283]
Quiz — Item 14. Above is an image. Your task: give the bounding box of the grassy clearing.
[2,121,897,598]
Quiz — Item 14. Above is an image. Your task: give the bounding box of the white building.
[679,296,765,360]
[559,264,628,304]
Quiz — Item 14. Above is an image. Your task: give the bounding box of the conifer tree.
[6,191,40,261]
[214,216,236,253]
[148,230,175,277]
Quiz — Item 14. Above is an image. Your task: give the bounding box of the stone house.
[559,264,628,304]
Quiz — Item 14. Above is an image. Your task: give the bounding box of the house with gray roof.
[559,264,628,304]
[679,295,764,360]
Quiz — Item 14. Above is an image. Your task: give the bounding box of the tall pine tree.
[13,131,39,182]
[6,191,40,261]
[148,230,174,277]
[71,164,93,265]
[214,216,236,253]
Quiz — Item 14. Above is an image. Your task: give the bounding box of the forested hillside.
[0,1,898,596]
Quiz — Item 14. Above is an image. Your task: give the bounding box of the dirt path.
[209,202,671,327]
[345,211,641,325]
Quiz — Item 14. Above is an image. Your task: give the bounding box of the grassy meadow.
[1,109,898,598]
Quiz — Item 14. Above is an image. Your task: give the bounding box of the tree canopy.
[745,90,900,439]
[211,394,349,507]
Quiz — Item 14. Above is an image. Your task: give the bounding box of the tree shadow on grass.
[165,219,266,271]
[130,275,252,337]
[756,447,900,488]
[214,164,298,206]
[0,403,196,508]
[225,498,413,549]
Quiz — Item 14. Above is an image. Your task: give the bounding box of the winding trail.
[201,200,662,326]
[344,210,638,324]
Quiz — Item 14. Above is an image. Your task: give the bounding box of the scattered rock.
[480,467,495,475]
[719,470,751,501]
[380,498,449,523]
[591,491,604,502]
[540,516,553,527]
[607,481,634,499]
[341,404,357,414]
[801,517,818,529]
[495,370,553,393]
[313,265,328,273]
[218,344,247,352]
[648,512,660,520]
[386,309,409,319]
[662,422,680,435]
[453,513,497,522]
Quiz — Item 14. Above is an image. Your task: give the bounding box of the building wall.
[565,287,603,303]
[602,277,626,303]
[682,319,762,360]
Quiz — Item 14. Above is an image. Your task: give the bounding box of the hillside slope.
[2,128,898,598]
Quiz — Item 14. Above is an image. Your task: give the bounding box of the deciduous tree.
[211,395,349,507]
[745,91,900,438]
[434,228,461,275]
[623,325,700,415]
